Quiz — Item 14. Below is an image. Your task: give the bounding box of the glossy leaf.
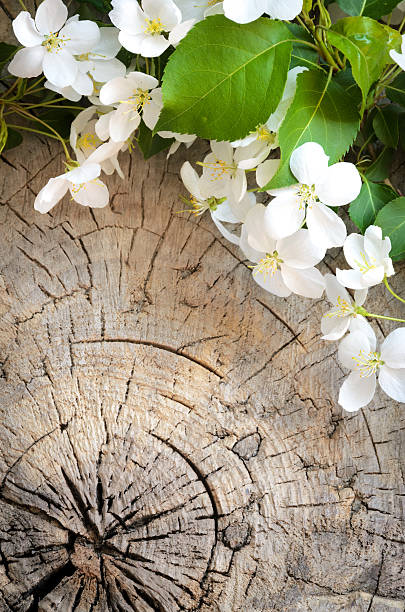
[349,177,397,232]
[156,16,293,141]
[386,72,405,108]
[137,121,172,159]
[373,105,402,148]
[336,0,400,19]
[364,147,394,182]
[375,197,405,261]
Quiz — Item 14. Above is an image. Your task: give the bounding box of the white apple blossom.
[264,142,362,249]
[158,131,197,157]
[338,328,405,412]
[321,274,373,342]
[34,141,123,213]
[44,26,126,100]
[109,0,187,57]
[8,0,99,88]
[336,225,395,290]
[99,72,162,142]
[223,0,303,24]
[390,33,405,71]
[173,0,223,21]
[180,161,255,244]
[240,203,325,298]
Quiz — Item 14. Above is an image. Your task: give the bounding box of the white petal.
[381,328,405,369]
[127,71,159,90]
[256,159,281,190]
[254,269,291,298]
[231,169,247,202]
[143,88,163,129]
[69,178,109,208]
[339,371,376,412]
[265,0,303,20]
[379,365,405,403]
[338,329,375,370]
[142,0,182,28]
[212,201,239,223]
[324,273,352,306]
[239,225,263,263]
[348,316,375,346]
[264,192,304,240]
[110,104,140,141]
[73,70,94,96]
[336,268,368,290]
[34,177,68,213]
[316,162,362,207]
[168,19,195,46]
[45,80,81,101]
[122,31,170,57]
[281,265,324,299]
[43,49,78,88]
[212,216,240,245]
[109,0,145,33]
[211,141,233,164]
[390,49,405,71]
[321,313,350,341]
[180,162,204,201]
[99,76,133,105]
[35,0,67,34]
[277,229,325,269]
[290,142,329,185]
[12,12,42,47]
[62,20,100,53]
[364,225,386,263]
[8,46,45,78]
[244,204,276,253]
[343,232,365,270]
[95,110,115,141]
[173,0,205,20]
[92,27,121,59]
[65,163,101,184]
[90,58,126,83]
[205,2,224,16]
[307,202,347,249]
[354,288,368,306]
[223,0,265,23]
[361,265,385,287]
[229,191,256,222]
[86,140,123,164]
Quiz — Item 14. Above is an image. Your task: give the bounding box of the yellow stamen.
[253,252,283,278]
[199,158,236,181]
[354,251,377,274]
[298,183,317,209]
[352,350,384,378]
[121,88,152,113]
[77,132,101,152]
[144,18,165,35]
[42,32,69,53]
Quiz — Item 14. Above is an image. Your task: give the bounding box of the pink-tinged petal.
[264,192,304,240]
[381,328,405,368]
[110,104,140,141]
[336,268,368,290]
[290,142,329,185]
[265,0,303,20]
[379,365,405,403]
[244,204,276,253]
[43,49,77,88]
[223,0,265,23]
[254,269,291,298]
[142,0,182,28]
[321,312,350,341]
[281,265,324,298]
[109,0,145,33]
[307,202,347,249]
[62,20,100,54]
[69,178,109,208]
[34,176,68,214]
[316,162,361,207]
[13,12,42,46]
[35,0,67,34]
[338,329,375,370]
[256,159,280,189]
[8,46,45,78]
[339,371,376,412]
[324,273,352,307]
[278,229,325,269]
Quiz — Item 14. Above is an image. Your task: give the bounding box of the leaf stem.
[384,276,405,304]
[6,123,65,142]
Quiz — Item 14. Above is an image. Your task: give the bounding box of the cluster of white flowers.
[7,0,404,414]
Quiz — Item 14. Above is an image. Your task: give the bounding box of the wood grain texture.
[0,3,405,610]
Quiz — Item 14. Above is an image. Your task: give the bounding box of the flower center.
[326,295,356,318]
[123,89,152,113]
[203,158,236,181]
[255,125,277,144]
[352,350,384,378]
[42,32,68,53]
[298,183,317,209]
[182,195,226,216]
[144,18,165,35]
[253,252,283,277]
[354,251,377,274]
[77,132,102,153]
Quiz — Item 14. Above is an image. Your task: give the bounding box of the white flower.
[336,225,395,290]
[223,0,303,24]
[99,72,162,141]
[180,161,255,244]
[240,203,325,298]
[173,0,223,21]
[321,274,373,342]
[264,142,362,249]
[158,130,197,157]
[8,0,99,88]
[109,0,185,57]
[390,34,405,71]
[70,107,125,178]
[338,328,405,412]
[34,141,122,213]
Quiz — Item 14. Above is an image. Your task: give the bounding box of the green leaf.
[264,69,360,189]
[364,146,394,182]
[373,105,402,148]
[156,15,293,141]
[336,0,400,19]
[137,121,172,159]
[386,72,405,107]
[328,17,395,107]
[349,177,397,232]
[375,197,405,261]
[286,24,322,72]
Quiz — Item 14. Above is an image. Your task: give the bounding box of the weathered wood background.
[0,5,405,611]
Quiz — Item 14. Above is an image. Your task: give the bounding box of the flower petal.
[264,192,304,240]
[43,49,78,88]
[128,71,159,90]
[256,159,280,189]
[143,87,163,129]
[254,269,291,298]
[142,0,182,28]
[339,371,376,412]
[180,161,204,201]
[265,0,303,20]
[277,229,325,269]
[8,46,45,78]
[168,19,195,46]
[223,0,265,23]
[34,177,68,214]
[354,287,368,306]
[122,31,170,57]
[228,191,256,223]
[316,162,361,207]
[306,202,347,249]
[336,268,368,290]
[12,12,43,47]
[90,58,126,83]
[69,178,109,208]
[99,76,134,105]
[109,104,140,141]
[390,49,405,71]
[281,265,325,299]
[239,225,263,263]
[109,0,145,33]
[35,0,67,34]
[321,312,350,341]
[380,328,405,368]
[379,365,405,403]
[244,204,276,253]
[212,200,239,223]
[92,27,121,59]
[289,142,329,185]
[212,216,240,245]
[62,20,100,54]
[348,316,375,346]
[338,329,375,370]
[324,273,352,307]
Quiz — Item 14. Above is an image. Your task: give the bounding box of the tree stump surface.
[0,6,405,611]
